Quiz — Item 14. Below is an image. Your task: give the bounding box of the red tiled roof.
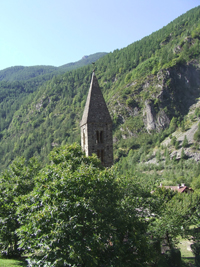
[159,185,193,193]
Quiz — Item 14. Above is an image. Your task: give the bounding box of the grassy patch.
[178,238,194,258]
[177,237,196,266]
[0,258,26,267]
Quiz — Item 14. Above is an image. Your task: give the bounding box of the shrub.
[171,136,177,146]
[175,141,179,150]
[182,135,188,148]
[194,123,200,142]
[191,242,200,267]
[165,248,181,267]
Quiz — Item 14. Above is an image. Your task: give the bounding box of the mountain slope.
[0,6,200,171]
[59,52,107,72]
[0,65,57,82]
[0,52,107,82]
[0,52,107,156]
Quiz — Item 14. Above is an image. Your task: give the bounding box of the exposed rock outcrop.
[144,100,170,133]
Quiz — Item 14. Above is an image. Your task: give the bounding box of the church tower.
[80,71,113,167]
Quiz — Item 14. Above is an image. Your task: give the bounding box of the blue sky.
[0,0,199,70]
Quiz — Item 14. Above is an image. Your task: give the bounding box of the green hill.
[0,52,107,82]
[0,52,107,164]
[0,6,200,173]
[59,52,107,72]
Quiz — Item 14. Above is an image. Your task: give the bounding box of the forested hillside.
[0,52,107,82]
[0,6,200,173]
[0,52,106,169]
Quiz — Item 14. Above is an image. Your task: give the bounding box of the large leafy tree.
[0,156,41,256]
[149,187,198,251]
[17,144,149,266]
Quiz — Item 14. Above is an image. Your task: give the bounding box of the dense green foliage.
[0,144,199,266]
[17,144,150,266]
[0,144,150,266]
[0,65,57,82]
[0,157,41,257]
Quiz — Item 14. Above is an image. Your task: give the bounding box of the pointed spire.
[80,72,112,126]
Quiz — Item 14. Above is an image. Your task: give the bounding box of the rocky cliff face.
[143,100,170,133]
[112,61,200,137]
[143,62,200,132]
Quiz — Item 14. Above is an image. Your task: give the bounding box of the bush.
[0,157,41,257]
[126,98,136,107]
[181,148,187,159]
[171,136,177,146]
[194,123,200,142]
[165,248,181,267]
[175,141,179,150]
[191,242,200,267]
[182,135,188,148]
[195,107,200,118]
[169,117,177,133]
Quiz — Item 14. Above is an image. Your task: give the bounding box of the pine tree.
[194,123,200,142]
[181,120,185,132]
[165,149,170,164]
[156,149,161,162]
[175,141,179,150]
[182,135,189,148]
[171,136,177,146]
[181,148,186,159]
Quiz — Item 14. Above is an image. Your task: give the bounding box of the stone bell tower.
[80,71,113,167]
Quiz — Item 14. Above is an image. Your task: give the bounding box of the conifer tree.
[175,141,179,150]
[182,135,189,148]
[181,148,186,159]
[194,123,200,142]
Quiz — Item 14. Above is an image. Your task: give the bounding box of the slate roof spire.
[80,71,112,126]
[80,71,113,167]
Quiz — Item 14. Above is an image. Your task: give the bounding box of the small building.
[159,183,194,193]
[80,71,113,167]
